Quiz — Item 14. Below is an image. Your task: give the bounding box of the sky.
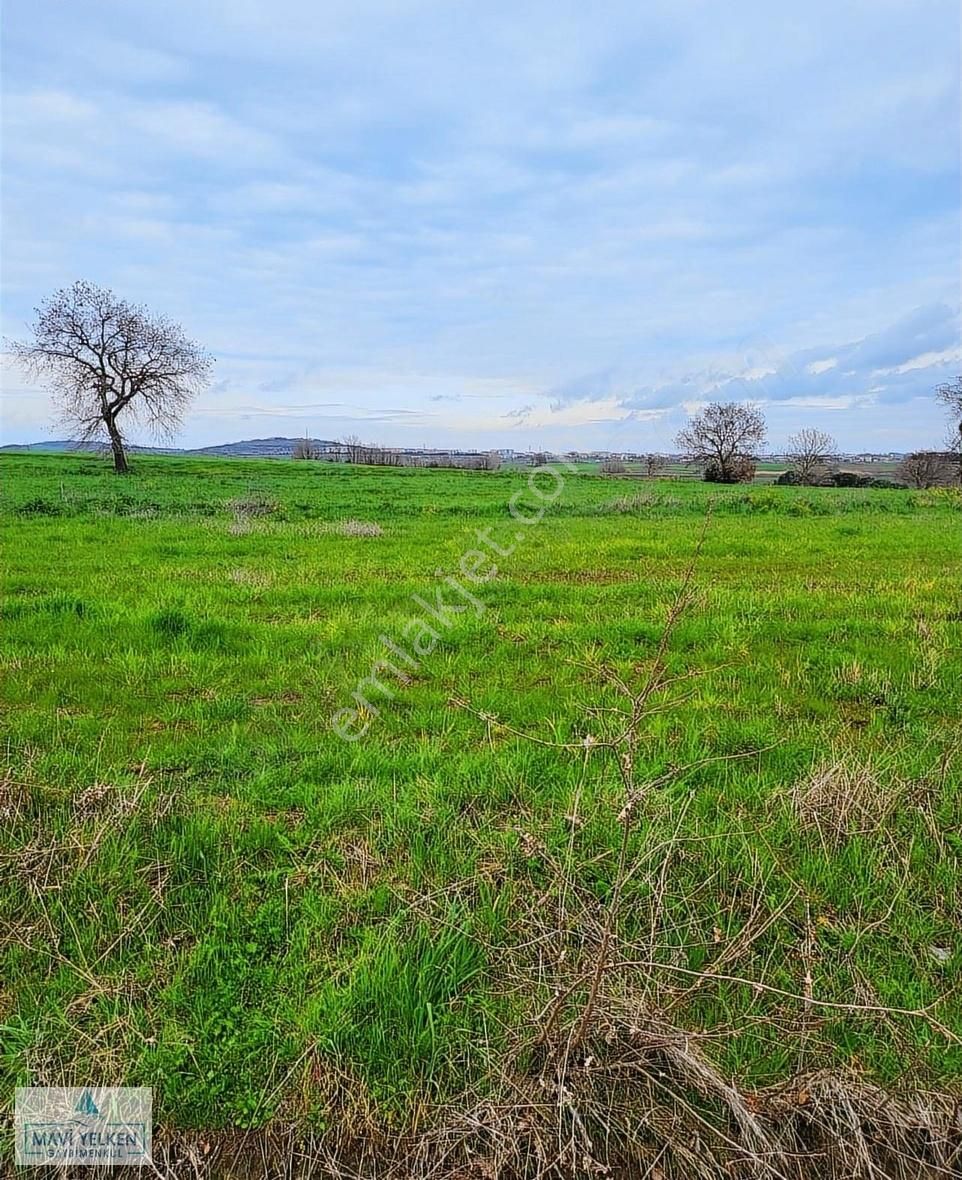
[1,0,960,452]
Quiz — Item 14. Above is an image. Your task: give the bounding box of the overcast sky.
[2,0,959,451]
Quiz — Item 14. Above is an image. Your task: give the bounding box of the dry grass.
[228,513,253,535]
[57,905,962,1179]
[227,566,272,588]
[791,758,899,849]
[227,494,280,518]
[337,518,384,537]
[399,1014,962,1180]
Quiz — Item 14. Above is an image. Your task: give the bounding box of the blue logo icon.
[76,1090,100,1117]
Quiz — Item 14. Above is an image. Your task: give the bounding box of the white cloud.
[1,0,959,451]
[889,348,961,375]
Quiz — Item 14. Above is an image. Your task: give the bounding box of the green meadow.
[1,452,960,1164]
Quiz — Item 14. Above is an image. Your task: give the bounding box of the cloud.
[126,101,281,165]
[1,1,959,451]
[539,304,960,438]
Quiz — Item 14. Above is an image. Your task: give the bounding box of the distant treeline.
[293,438,505,469]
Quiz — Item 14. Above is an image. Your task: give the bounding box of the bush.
[911,487,962,510]
[774,470,801,486]
[16,497,63,516]
[227,494,279,517]
[896,451,955,489]
[828,472,905,490]
[704,457,755,483]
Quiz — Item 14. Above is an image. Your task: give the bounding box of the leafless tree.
[11,281,211,473]
[936,376,962,484]
[375,444,403,466]
[341,434,364,463]
[896,450,953,489]
[643,453,667,478]
[482,450,502,471]
[600,457,627,474]
[676,402,766,483]
[340,436,406,466]
[785,427,837,485]
[292,438,320,459]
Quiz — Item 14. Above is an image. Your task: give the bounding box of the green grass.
[1,451,960,1139]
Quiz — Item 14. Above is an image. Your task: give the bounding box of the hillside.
[0,436,337,459]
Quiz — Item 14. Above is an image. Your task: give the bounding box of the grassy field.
[2,452,961,1174]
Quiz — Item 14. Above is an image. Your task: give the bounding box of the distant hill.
[0,439,95,453]
[0,437,337,459]
[189,437,337,457]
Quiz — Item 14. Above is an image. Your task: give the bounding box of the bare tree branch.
[936,376,962,485]
[676,402,766,483]
[785,427,837,485]
[10,281,212,473]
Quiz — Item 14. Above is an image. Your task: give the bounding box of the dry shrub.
[72,781,138,819]
[227,493,279,517]
[0,769,30,822]
[137,892,962,1180]
[338,518,383,537]
[401,1013,962,1180]
[791,758,898,847]
[387,804,961,1180]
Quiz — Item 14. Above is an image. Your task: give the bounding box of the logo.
[15,1087,152,1167]
[76,1090,100,1116]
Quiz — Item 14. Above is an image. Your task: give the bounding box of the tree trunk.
[104,414,129,474]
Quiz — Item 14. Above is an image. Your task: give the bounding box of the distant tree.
[600,457,627,474]
[643,453,667,478]
[292,438,320,459]
[342,434,364,463]
[11,280,212,473]
[676,402,766,483]
[936,376,962,484]
[896,450,953,489]
[482,450,502,471]
[339,436,405,466]
[785,427,837,485]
